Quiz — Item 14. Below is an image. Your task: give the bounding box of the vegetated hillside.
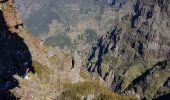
[15,0,131,54]
[0,0,135,99]
[85,0,170,99]
[8,0,170,99]
[15,0,126,35]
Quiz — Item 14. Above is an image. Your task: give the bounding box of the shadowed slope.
[0,10,33,99]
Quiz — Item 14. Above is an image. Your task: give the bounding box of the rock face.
[0,1,89,99]
[85,0,170,99]
[1,0,170,99]
[0,1,33,99]
[0,0,23,31]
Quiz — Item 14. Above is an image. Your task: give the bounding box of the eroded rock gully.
[0,0,170,99]
[86,0,170,99]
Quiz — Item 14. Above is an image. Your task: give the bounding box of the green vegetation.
[76,28,98,46]
[144,63,170,99]
[80,69,91,80]
[49,55,57,63]
[32,60,52,79]
[59,81,136,100]
[84,28,98,43]
[44,33,72,49]
[133,62,170,99]
[121,61,145,90]
[102,54,120,73]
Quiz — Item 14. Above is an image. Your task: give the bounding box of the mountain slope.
[0,0,135,99]
[1,0,169,99]
[85,0,170,99]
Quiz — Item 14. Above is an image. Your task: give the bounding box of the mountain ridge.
[0,0,170,99]
[0,0,136,99]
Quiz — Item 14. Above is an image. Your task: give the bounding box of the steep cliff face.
[0,0,72,99]
[0,0,135,99]
[85,0,170,99]
[1,0,169,99]
[0,0,32,99]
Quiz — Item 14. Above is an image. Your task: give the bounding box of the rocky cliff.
[85,0,170,99]
[0,0,169,100]
[0,0,135,99]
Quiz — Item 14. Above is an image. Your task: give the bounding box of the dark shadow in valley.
[154,93,170,100]
[92,37,104,76]
[127,61,168,91]
[131,0,142,28]
[87,26,118,76]
[0,10,34,99]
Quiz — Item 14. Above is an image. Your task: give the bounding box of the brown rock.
[7,19,16,27]
[6,0,13,6]
[17,19,22,24]
[2,0,23,29]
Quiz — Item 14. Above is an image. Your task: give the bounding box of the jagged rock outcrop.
[0,0,22,31]
[1,0,169,99]
[0,1,107,99]
[85,0,170,99]
[0,0,32,99]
